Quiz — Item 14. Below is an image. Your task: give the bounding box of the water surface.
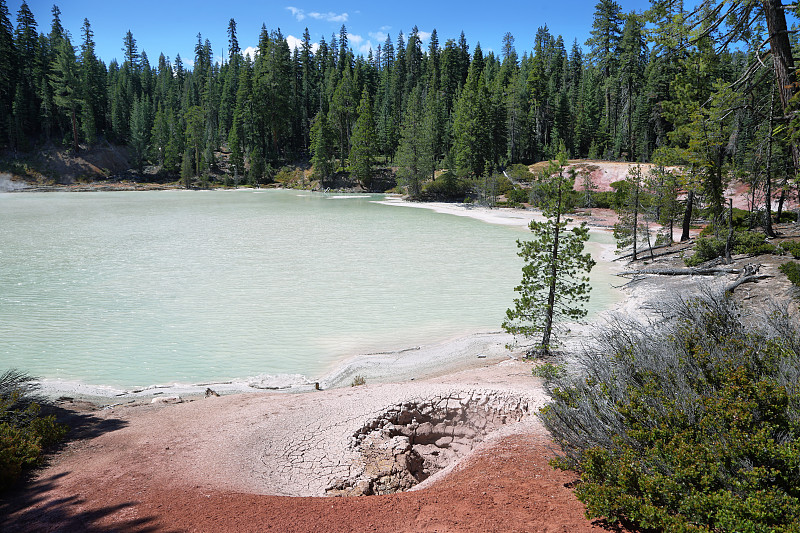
[0,190,619,388]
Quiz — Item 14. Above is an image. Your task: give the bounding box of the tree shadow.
[0,471,166,532]
[46,400,130,441]
[0,402,169,532]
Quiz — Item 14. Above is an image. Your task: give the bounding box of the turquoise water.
[0,190,619,388]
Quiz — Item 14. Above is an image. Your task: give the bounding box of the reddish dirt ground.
[3,433,623,533]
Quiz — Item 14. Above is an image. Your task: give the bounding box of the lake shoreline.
[28,197,624,404]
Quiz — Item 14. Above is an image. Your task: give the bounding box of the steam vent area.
[243,370,543,498]
[326,391,532,496]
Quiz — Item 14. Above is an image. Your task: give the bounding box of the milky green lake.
[0,189,619,390]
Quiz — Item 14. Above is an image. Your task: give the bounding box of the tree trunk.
[765,89,776,237]
[632,177,639,260]
[70,107,79,153]
[762,0,800,173]
[541,181,562,354]
[681,190,694,242]
[725,198,733,264]
[669,216,674,245]
[777,182,786,220]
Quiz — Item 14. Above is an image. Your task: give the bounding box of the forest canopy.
[0,0,798,199]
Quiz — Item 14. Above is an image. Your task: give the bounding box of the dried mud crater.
[326,391,531,496]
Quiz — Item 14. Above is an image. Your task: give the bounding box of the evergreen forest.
[0,0,798,208]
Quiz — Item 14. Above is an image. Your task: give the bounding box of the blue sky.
[11,0,653,66]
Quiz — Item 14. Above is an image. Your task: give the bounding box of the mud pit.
[327,391,530,496]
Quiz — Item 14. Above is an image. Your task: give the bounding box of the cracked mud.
[327,392,530,495]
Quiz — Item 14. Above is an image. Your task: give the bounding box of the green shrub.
[685,236,727,266]
[698,208,751,238]
[532,362,564,380]
[422,171,470,200]
[781,240,800,259]
[508,187,528,205]
[506,163,536,183]
[591,191,616,209]
[541,290,800,532]
[732,230,775,255]
[608,180,631,209]
[0,370,67,492]
[780,261,800,286]
[686,231,778,266]
[496,175,514,196]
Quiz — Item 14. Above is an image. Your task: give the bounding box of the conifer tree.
[586,0,623,157]
[79,18,104,144]
[129,95,152,172]
[330,67,356,165]
[310,109,334,184]
[184,105,204,180]
[348,88,376,189]
[14,1,38,143]
[452,51,491,177]
[613,164,650,260]
[503,152,595,355]
[396,84,432,197]
[50,37,80,152]
[0,0,14,147]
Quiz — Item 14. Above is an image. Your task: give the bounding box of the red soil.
[4,433,623,533]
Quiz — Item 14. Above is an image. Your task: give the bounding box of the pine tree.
[646,160,682,245]
[613,164,650,260]
[452,52,491,177]
[503,152,595,355]
[0,0,16,147]
[253,28,292,162]
[129,95,152,172]
[348,88,376,189]
[615,13,647,160]
[14,1,39,143]
[184,105,204,180]
[219,19,241,139]
[79,18,104,144]
[298,27,316,152]
[330,67,356,165]
[50,37,81,152]
[396,84,432,197]
[586,0,623,157]
[310,109,334,184]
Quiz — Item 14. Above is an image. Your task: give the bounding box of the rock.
[151,395,182,404]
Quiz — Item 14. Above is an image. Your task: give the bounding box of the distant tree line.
[0,0,798,205]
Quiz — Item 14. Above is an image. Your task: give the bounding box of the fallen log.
[613,244,695,262]
[724,264,766,294]
[618,266,744,277]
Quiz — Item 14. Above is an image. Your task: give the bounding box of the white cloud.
[308,11,348,23]
[286,7,347,23]
[242,46,258,60]
[343,34,373,55]
[286,35,319,54]
[286,6,305,21]
[286,35,303,51]
[418,31,432,43]
[369,31,388,43]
